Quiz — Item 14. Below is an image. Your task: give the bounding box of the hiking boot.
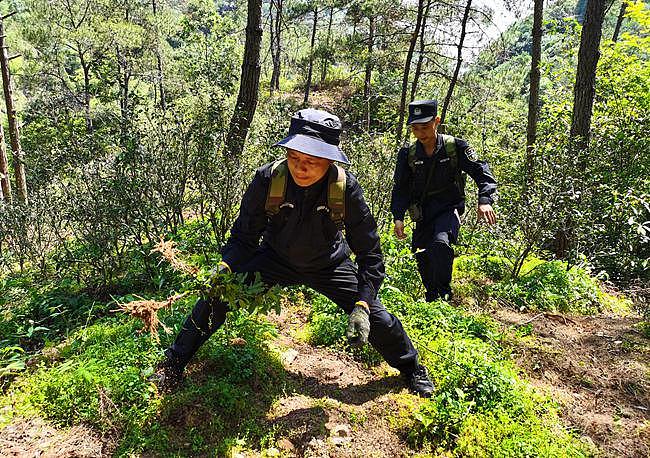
[148,359,184,393]
[403,365,435,398]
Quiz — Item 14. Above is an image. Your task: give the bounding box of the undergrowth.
[455,254,633,314]
[0,295,286,456]
[0,220,635,455]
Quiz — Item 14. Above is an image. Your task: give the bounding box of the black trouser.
[166,247,419,374]
[413,209,460,301]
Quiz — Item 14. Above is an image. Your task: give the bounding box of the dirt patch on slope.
[263,306,419,457]
[494,310,650,458]
[0,417,114,457]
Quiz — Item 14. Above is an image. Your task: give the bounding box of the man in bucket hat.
[391,100,497,302]
[153,108,435,397]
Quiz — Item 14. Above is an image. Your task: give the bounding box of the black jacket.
[221,162,385,304]
[390,134,497,221]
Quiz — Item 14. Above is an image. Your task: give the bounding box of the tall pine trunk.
[152,0,166,110]
[411,0,432,101]
[612,1,626,42]
[396,0,425,144]
[304,7,318,105]
[79,54,93,131]
[364,15,374,130]
[524,0,544,197]
[440,0,472,127]
[116,44,131,146]
[363,15,374,100]
[558,0,607,261]
[269,0,283,93]
[0,16,27,204]
[570,0,607,150]
[320,6,333,85]
[0,123,11,203]
[225,0,263,156]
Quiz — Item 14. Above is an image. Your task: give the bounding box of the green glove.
[346,302,370,347]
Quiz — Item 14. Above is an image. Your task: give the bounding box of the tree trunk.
[0,123,11,203]
[524,0,544,196]
[364,14,374,130]
[410,0,432,101]
[152,0,167,110]
[0,17,27,204]
[440,0,473,127]
[269,0,278,93]
[79,53,93,132]
[304,7,318,105]
[570,0,607,151]
[270,0,282,93]
[612,1,626,42]
[560,0,607,260]
[225,0,263,156]
[363,15,374,100]
[320,6,333,85]
[396,0,425,144]
[116,44,131,146]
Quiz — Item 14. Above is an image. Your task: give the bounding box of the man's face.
[286,149,332,187]
[410,118,439,144]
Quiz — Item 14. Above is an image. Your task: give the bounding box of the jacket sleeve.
[390,147,411,221]
[344,173,386,305]
[456,139,497,205]
[220,167,269,271]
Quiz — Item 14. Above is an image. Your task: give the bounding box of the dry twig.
[151,238,199,275]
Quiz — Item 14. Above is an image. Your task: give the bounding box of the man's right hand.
[394,220,406,239]
[207,261,231,296]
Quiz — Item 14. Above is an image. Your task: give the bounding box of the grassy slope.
[3,225,640,456]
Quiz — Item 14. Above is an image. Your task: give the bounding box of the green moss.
[455,409,594,457]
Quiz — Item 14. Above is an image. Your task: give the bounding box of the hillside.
[0,0,648,456]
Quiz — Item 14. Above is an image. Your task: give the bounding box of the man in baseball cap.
[153,108,435,398]
[391,99,498,302]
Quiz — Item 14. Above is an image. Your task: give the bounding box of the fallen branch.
[520,313,545,326]
[543,313,578,326]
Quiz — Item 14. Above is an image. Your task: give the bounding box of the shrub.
[455,254,633,314]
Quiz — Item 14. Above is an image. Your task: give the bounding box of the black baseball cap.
[407,99,438,125]
[274,108,350,164]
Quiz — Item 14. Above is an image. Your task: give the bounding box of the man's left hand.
[346,302,370,347]
[478,204,497,225]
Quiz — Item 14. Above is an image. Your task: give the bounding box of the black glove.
[206,261,230,297]
[346,302,370,347]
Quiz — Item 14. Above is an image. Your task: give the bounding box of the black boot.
[402,365,435,398]
[425,290,440,302]
[148,358,184,393]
